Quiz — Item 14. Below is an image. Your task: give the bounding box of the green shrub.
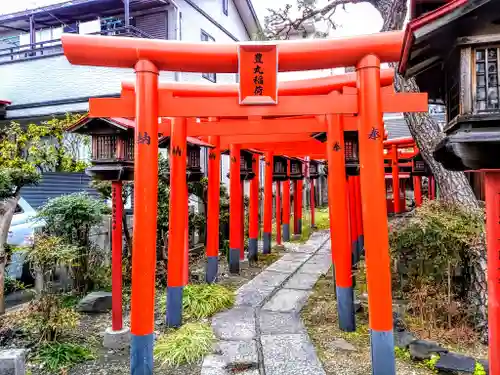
[35,342,93,372]
[474,362,487,375]
[4,276,25,294]
[36,193,109,293]
[154,323,215,367]
[159,284,234,320]
[390,200,483,295]
[21,295,80,342]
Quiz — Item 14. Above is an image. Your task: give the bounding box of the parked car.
[7,197,45,247]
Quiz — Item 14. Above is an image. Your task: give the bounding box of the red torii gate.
[61,30,428,375]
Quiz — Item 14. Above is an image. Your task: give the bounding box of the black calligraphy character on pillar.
[172,146,182,156]
[231,156,237,163]
[253,75,264,85]
[333,142,342,152]
[137,132,151,145]
[209,152,216,160]
[254,53,263,64]
[254,86,264,96]
[253,65,263,75]
[368,127,381,141]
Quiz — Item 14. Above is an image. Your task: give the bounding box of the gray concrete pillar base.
[274,244,286,251]
[103,326,131,349]
[0,349,26,375]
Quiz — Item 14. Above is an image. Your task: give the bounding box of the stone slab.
[212,306,256,341]
[284,272,321,291]
[262,289,311,313]
[247,270,290,288]
[280,253,311,263]
[259,311,306,335]
[0,349,25,375]
[217,340,258,366]
[235,285,276,307]
[261,334,326,375]
[295,245,317,254]
[200,367,227,375]
[300,262,330,276]
[266,260,303,274]
[307,253,331,265]
[202,355,227,369]
[435,352,475,373]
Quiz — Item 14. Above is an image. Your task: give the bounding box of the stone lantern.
[159,137,210,182]
[344,131,360,176]
[289,158,304,180]
[67,117,135,181]
[411,153,431,176]
[309,160,320,179]
[224,149,256,180]
[399,0,500,171]
[273,156,288,181]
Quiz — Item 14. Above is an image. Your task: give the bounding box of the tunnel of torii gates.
[383,137,436,214]
[62,30,429,375]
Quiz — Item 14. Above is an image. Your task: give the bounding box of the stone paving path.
[202,231,331,375]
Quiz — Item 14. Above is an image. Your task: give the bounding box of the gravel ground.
[301,274,434,375]
[2,250,284,375]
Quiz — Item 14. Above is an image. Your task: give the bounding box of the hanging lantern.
[411,153,431,176]
[273,156,288,181]
[240,150,255,180]
[309,160,320,179]
[186,143,203,182]
[159,137,211,182]
[224,149,256,180]
[344,131,360,176]
[289,158,304,180]
[67,117,135,181]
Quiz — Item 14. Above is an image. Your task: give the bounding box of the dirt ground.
[301,273,435,375]
[1,251,283,375]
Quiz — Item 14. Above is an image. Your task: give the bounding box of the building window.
[475,47,500,111]
[222,0,229,16]
[201,30,216,82]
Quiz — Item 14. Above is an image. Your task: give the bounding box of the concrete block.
[261,334,325,375]
[262,289,311,313]
[212,307,256,341]
[284,272,320,291]
[259,311,306,335]
[0,349,25,375]
[103,326,131,349]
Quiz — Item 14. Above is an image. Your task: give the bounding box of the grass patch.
[183,284,235,320]
[35,342,94,372]
[315,207,330,230]
[154,322,215,367]
[159,284,234,321]
[258,252,282,266]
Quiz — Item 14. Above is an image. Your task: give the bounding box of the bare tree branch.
[264,0,372,40]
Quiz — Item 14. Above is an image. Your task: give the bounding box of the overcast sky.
[0,0,385,79]
[0,0,383,35]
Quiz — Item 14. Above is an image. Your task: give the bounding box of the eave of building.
[0,0,262,43]
[399,0,475,76]
[0,0,168,30]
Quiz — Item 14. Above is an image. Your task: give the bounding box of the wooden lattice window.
[188,146,201,169]
[445,52,460,121]
[123,137,134,161]
[93,135,117,160]
[474,47,500,111]
[274,159,286,174]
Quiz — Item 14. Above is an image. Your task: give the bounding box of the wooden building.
[400,0,500,200]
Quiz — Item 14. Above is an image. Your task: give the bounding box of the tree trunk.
[0,194,21,315]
